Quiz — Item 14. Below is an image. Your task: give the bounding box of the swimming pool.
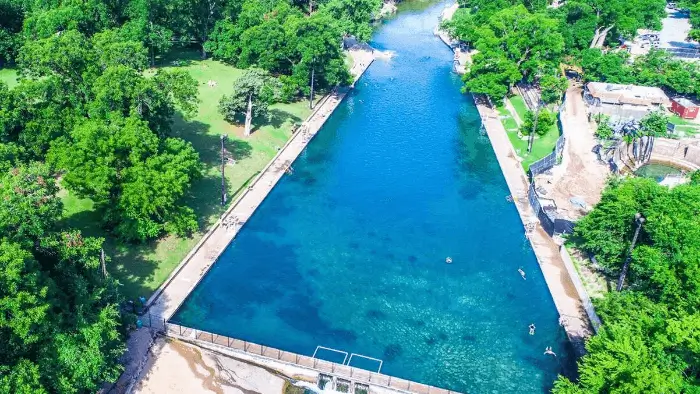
[172,2,573,392]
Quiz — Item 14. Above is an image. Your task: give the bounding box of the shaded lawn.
[61,56,315,300]
[0,67,18,89]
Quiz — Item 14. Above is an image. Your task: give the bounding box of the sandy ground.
[536,87,609,220]
[132,338,286,394]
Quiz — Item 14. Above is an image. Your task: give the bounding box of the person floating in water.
[518,268,526,280]
[529,324,536,335]
[544,347,557,357]
[446,256,453,264]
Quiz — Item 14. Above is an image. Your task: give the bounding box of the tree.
[171,0,224,59]
[594,117,614,139]
[462,53,521,103]
[520,109,556,136]
[639,111,669,136]
[48,116,202,242]
[459,5,564,100]
[539,74,568,104]
[572,177,665,271]
[219,68,279,136]
[89,66,199,136]
[0,163,62,246]
[318,0,382,42]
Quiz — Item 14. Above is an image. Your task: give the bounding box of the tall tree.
[48,116,202,242]
[219,68,279,136]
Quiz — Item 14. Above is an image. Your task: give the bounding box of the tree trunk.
[590,25,614,48]
[244,94,253,137]
[309,66,315,109]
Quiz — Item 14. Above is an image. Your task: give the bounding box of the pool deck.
[145,47,376,322]
[474,97,593,355]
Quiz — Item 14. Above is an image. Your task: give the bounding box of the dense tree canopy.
[0,0,381,390]
[0,165,124,393]
[559,177,700,392]
[447,0,685,101]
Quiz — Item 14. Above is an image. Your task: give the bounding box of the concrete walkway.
[146,48,376,322]
[474,96,592,355]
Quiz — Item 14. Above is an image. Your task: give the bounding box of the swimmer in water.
[544,347,557,357]
[518,268,526,280]
[529,324,536,335]
[446,257,453,264]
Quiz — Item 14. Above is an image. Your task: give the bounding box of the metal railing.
[142,316,459,394]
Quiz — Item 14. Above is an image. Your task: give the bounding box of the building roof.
[587,82,671,107]
[673,97,697,107]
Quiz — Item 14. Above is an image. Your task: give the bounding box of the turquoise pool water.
[172,1,573,391]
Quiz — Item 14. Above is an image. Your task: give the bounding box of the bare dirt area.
[536,87,610,220]
[131,338,286,394]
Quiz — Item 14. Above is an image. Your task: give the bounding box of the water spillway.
[172,1,573,392]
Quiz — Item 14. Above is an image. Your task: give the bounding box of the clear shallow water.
[173,2,573,391]
[634,163,683,181]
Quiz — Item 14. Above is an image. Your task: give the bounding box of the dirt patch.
[536,87,610,220]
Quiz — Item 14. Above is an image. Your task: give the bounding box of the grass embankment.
[0,67,18,88]
[61,53,315,300]
[496,95,559,172]
[669,114,700,137]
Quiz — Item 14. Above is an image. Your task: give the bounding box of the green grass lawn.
[496,98,558,172]
[61,53,316,300]
[496,104,519,131]
[509,95,529,121]
[669,114,699,127]
[0,67,18,88]
[504,123,559,172]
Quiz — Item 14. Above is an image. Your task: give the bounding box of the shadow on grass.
[252,108,303,133]
[172,112,253,166]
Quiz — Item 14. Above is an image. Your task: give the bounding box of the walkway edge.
[473,95,593,355]
[145,49,376,321]
[143,90,337,311]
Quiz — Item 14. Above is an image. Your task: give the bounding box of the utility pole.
[309,58,315,109]
[220,134,227,206]
[617,213,645,291]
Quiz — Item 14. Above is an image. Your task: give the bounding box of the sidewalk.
[474,96,593,355]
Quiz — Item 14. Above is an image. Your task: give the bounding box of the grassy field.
[509,95,529,121]
[496,104,519,132]
[496,96,558,172]
[0,67,18,88]
[61,52,316,300]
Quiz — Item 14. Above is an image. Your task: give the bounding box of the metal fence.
[529,134,566,178]
[526,128,574,236]
[140,316,459,394]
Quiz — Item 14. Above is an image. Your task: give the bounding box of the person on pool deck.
[529,324,536,335]
[518,268,526,280]
[544,347,556,357]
